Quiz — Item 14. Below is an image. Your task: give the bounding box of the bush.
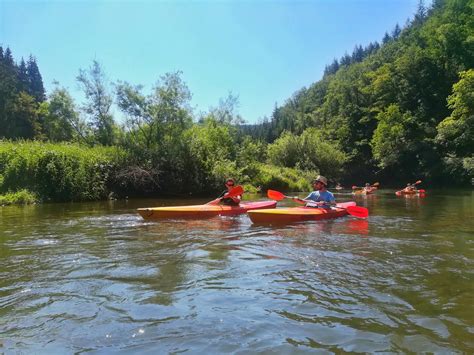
[0,140,126,201]
[0,189,38,205]
[249,164,314,192]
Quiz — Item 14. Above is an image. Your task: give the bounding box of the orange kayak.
[138,200,277,219]
[247,202,356,224]
[352,188,376,195]
[395,189,426,196]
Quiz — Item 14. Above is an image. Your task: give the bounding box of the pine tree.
[382,32,392,44]
[414,0,427,25]
[27,55,46,102]
[0,47,20,138]
[18,58,29,93]
[352,45,364,62]
[3,47,14,67]
[392,24,402,39]
[340,52,352,66]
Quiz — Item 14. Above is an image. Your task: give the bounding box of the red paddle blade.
[226,185,244,197]
[346,205,369,218]
[418,189,425,193]
[267,189,285,201]
[351,185,358,190]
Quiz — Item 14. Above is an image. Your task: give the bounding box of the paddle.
[206,185,244,205]
[267,189,369,218]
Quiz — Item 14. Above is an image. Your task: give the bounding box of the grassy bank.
[0,141,314,203]
[0,141,126,202]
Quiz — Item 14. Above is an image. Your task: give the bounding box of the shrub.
[0,140,126,201]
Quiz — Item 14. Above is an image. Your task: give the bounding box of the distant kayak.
[395,189,426,197]
[138,200,277,219]
[247,202,357,224]
[352,188,376,195]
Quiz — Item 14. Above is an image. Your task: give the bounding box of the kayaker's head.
[225,178,235,190]
[312,175,328,191]
[365,182,370,187]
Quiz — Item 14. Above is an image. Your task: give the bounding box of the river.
[0,189,472,352]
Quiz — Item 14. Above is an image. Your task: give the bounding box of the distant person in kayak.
[335,183,343,190]
[293,175,336,208]
[217,178,241,206]
[404,183,416,192]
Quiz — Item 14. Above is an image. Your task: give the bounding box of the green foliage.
[77,60,116,146]
[236,136,267,167]
[371,104,413,168]
[0,141,126,201]
[250,164,313,192]
[267,131,300,168]
[267,129,346,180]
[0,47,45,140]
[436,69,474,183]
[244,0,473,184]
[437,69,474,156]
[180,117,239,191]
[42,86,89,143]
[0,189,37,205]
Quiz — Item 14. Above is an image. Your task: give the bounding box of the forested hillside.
[242,0,473,184]
[0,0,472,203]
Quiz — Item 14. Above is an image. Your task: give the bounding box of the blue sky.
[1,0,423,123]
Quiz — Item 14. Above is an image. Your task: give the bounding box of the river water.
[0,189,473,353]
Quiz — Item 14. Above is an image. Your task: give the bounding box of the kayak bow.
[138,200,277,219]
[248,201,358,224]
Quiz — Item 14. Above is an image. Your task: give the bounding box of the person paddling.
[292,175,336,208]
[404,183,417,193]
[209,178,242,206]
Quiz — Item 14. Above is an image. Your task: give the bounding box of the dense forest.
[242,0,473,184]
[0,0,472,203]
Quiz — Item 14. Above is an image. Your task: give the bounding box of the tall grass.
[0,141,126,201]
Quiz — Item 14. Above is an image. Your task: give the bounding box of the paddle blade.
[418,189,425,193]
[415,180,422,185]
[267,189,285,201]
[226,185,244,198]
[372,182,380,187]
[351,185,358,190]
[346,205,369,218]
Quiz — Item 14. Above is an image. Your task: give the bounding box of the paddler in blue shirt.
[292,175,336,208]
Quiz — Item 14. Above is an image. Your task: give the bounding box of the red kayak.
[247,202,357,224]
[138,200,277,219]
[395,189,426,197]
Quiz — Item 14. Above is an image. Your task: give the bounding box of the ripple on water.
[1,195,473,353]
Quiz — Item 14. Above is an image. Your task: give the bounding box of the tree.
[352,45,364,63]
[17,58,29,93]
[116,71,193,150]
[209,92,243,125]
[27,56,46,102]
[371,104,413,169]
[392,23,402,39]
[43,86,88,142]
[382,32,392,44]
[436,69,474,156]
[413,0,427,25]
[77,60,116,145]
[7,92,41,139]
